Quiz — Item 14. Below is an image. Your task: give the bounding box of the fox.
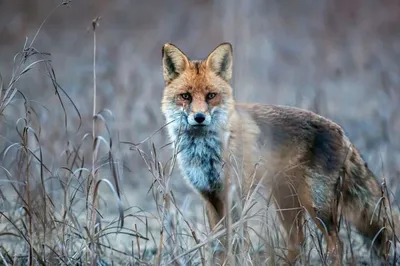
[160,42,400,265]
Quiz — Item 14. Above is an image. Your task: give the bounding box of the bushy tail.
[342,145,400,257]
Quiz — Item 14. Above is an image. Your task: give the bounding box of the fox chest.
[176,135,224,192]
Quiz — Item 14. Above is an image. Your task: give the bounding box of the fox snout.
[188,112,211,126]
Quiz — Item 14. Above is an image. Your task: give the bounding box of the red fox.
[160,42,399,265]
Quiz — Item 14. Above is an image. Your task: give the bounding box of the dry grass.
[1,2,400,266]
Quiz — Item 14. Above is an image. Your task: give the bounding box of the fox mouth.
[188,124,209,131]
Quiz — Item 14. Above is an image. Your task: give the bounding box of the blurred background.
[1,0,400,257]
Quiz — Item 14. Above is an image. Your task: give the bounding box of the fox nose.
[194,113,206,124]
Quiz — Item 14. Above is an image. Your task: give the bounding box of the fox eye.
[180,93,191,100]
[207,93,217,100]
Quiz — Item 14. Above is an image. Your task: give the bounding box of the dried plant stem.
[23,128,33,266]
[90,17,98,228]
[154,194,169,265]
[87,16,101,266]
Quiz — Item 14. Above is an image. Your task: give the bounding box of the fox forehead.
[164,61,227,95]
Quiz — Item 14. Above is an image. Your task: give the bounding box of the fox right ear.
[162,43,189,83]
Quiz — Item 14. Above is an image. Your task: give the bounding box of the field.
[1,1,400,265]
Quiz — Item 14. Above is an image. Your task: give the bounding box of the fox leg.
[308,210,342,266]
[299,176,343,266]
[311,214,342,266]
[202,191,227,264]
[274,182,305,265]
[202,191,225,231]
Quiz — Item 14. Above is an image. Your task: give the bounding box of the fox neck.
[167,122,228,193]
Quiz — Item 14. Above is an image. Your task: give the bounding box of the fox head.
[161,42,234,139]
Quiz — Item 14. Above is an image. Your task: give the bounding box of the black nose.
[194,113,206,124]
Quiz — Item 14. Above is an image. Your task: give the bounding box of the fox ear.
[206,42,233,82]
[162,43,189,83]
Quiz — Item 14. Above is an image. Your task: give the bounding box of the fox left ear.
[206,42,233,82]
